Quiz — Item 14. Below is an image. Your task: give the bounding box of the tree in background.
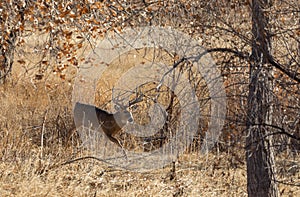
[246,0,278,196]
[0,0,26,83]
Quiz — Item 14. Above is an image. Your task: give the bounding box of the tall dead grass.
[0,63,298,196]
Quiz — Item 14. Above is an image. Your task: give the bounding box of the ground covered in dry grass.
[0,74,298,196]
[0,152,249,196]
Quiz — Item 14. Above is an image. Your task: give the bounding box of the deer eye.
[128,117,134,123]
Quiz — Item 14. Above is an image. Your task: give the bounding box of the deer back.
[74,102,131,136]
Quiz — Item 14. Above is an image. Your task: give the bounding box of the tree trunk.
[0,2,25,84]
[246,0,279,196]
[0,31,16,83]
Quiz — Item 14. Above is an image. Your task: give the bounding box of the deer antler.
[129,92,144,107]
[112,88,128,109]
[112,88,144,109]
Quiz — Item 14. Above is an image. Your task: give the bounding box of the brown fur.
[73,102,133,158]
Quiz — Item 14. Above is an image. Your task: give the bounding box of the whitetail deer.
[73,102,134,158]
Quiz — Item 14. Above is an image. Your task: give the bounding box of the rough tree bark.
[0,1,26,84]
[0,31,16,83]
[246,0,279,196]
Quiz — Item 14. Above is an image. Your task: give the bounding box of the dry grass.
[0,45,299,196]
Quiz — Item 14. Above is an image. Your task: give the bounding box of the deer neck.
[113,112,127,128]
